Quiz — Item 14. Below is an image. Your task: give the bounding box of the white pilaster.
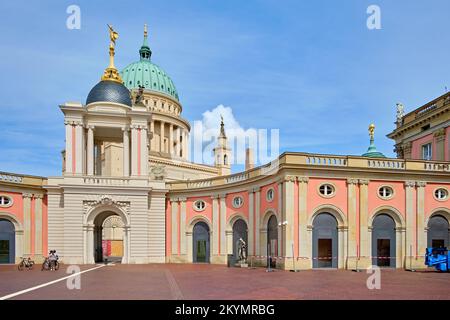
[169,124,174,156]
[131,126,138,176]
[22,193,33,256]
[75,122,83,174]
[122,127,130,176]
[140,127,148,176]
[175,127,181,157]
[87,126,94,175]
[64,121,73,174]
[160,121,165,153]
[34,194,43,257]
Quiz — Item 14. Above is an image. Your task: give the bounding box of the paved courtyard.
[0,263,448,300]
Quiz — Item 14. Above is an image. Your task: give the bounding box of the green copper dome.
[120,27,179,101]
[362,124,386,158]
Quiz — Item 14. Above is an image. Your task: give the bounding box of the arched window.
[224,154,228,165]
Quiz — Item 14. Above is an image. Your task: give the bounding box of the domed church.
[0,25,448,270]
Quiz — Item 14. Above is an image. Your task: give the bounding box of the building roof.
[120,26,179,101]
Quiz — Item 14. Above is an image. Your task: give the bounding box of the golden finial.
[101,24,123,83]
[144,23,148,37]
[368,123,375,140]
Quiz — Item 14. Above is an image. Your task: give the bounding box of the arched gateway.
[84,204,130,264]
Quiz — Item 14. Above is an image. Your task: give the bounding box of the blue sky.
[0,0,449,176]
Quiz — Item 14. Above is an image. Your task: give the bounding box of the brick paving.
[0,263,449,300]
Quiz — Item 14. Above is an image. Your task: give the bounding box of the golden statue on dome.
[101,24,123,83]
[369,123,375,140]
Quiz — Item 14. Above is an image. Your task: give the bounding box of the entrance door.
[313,213,338,268]
[318,239,333,268]
[193,222,210,263]
[372,214,396,267]
[267,215,278,268]
[427,215,449,249]
[0,219,15,264]
[377,239,391,267]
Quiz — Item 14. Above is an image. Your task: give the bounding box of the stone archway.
[308,205,347,269]
[0,213,23,264]
[186,216,212,263]
[369,207,405,268]
[84,204,130,264]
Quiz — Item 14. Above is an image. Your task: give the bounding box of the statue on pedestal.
[238,237,247,262]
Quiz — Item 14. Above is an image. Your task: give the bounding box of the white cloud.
[190,104,279,167]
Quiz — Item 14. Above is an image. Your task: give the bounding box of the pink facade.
[410,127,449,161]
[0,191,48,261]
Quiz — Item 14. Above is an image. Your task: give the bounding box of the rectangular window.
[422,143,432,160]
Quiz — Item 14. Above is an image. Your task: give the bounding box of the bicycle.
[18,257,34,271]
[41,257,60,271]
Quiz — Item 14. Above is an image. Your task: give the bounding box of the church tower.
[213,116,231,176]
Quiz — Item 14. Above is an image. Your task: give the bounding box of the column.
[122,225,130,264]
[176,127,181,157]
[283,176,296,270]
[248,189,255,256]
[185,130,190,161]
[22,193,33,256]
[297,177,309,268]
[347,178,358,269]
[64,121,73,174]
[160,121,165,153]
[226,230,233,255]
[122,127,130,176]
[169,124,174,156]
[254,187,261,256]
[277,181,283,258]
[95,141,102,175]
[179,198,187,255]
[170,199,179,258]
[182,129,188,160]
[87,126,94,175]
[34,194,43,257]
[434,128,446,161]
[405,181,416,268]
[75,122,83,174]
[212,195,219,257]
[87,224,95,263]
[358,179,370,267]
[219,195,227,258]
[131,126,138,176]
[416,181,426,258]
[149,120,155,151]
[140,126,148,176]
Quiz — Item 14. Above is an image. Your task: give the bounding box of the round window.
[233,196,243,208]
[319,184,335,197]
[434,188,448,201]
[378,186,394,199]
[0,195,12,207]
[193,200,206,212]
[266,188,274,202]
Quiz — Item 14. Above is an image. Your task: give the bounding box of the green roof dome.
[120,26,179,101]
[362,124,386,158]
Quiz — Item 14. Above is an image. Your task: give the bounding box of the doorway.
[0,219,15,264]
[427,215,449,249]
[193,222,210,263]
[267,215,278,268]
[93,212,124,263]
[313,213,338,268]
[372,214,396,267]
